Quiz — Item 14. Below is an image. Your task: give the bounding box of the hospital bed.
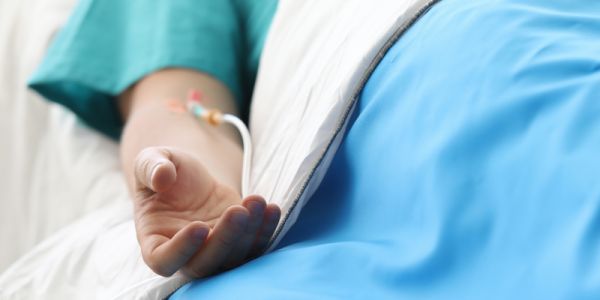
[1,0,600,298]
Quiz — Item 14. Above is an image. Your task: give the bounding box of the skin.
[119,68,281,277]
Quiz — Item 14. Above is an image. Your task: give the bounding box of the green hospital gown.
[29,0,277,139]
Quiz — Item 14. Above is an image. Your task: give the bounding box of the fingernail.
[230,212,249,227]
[248,201,265,215]
[148,160,168,186]
[148,163,161,185]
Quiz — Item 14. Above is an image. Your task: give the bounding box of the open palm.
[132,147,280,278]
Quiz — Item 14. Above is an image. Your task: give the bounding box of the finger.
[249,204,281,258]
[223,195,267,268]
[182,205,250,278]
[134,147,177,193]
[142,221,210,277]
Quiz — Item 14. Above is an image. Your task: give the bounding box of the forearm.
[119,68,243,194]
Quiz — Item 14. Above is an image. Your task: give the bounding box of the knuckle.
[134,150,153,176]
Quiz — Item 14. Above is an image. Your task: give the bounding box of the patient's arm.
[119,68,280,277]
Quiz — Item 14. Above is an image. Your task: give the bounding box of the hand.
[132,147,281,278]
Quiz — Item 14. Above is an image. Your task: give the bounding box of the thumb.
[134,147,177,193]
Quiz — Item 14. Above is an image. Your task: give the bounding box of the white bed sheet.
[0,0,126,272]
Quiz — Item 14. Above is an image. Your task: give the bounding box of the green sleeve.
[29,0,276,139]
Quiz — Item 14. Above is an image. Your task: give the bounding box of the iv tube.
[187,90,252,197]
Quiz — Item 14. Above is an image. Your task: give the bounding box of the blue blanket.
[172,0,600,298]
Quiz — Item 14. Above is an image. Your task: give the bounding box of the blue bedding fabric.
[171,0,600,299]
